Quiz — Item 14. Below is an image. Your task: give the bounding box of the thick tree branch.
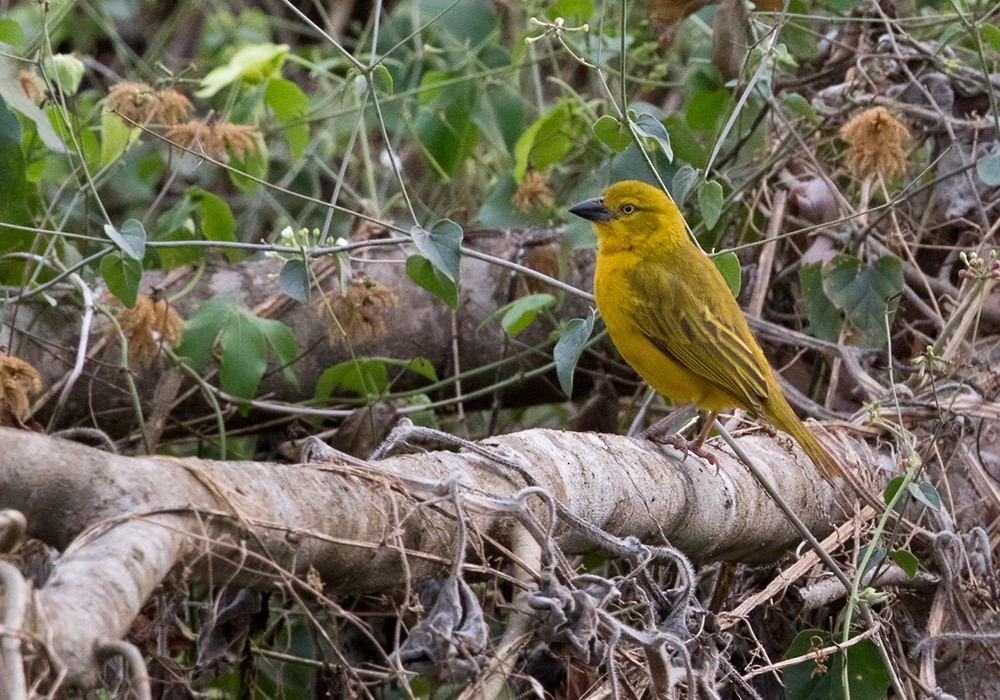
[0,425,859,684]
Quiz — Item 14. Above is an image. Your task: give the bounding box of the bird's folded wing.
[627,266,769,411]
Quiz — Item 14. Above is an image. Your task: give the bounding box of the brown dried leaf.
[0,356,42,427]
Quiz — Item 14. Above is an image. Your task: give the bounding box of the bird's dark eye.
[621,203,635,214]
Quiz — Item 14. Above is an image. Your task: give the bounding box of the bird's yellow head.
[569,180,686,255]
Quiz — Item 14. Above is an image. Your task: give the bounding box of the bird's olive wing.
[625,264,769,411]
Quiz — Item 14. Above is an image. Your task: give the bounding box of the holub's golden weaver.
[570,180,841,481]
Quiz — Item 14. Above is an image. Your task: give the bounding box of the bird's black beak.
[569,197,614,223]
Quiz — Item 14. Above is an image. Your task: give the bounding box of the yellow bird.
[570,180,841,481]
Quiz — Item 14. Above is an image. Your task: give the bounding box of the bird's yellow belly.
[595,257,735,412]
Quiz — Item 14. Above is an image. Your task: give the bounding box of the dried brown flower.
[315,280,398,347]
[106,82,193,126]
[19,70,45,103]
[839,107,910,179]
[512,170,555,213]
[154,89,195,125]
[518,242,560,296]
[165,119,259,163]
[117,294,185,366]
[0,355,42,426]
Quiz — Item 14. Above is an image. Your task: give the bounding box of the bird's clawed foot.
[639,409,722,474]
[642,430,722,474]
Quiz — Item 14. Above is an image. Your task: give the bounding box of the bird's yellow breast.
[594,249,735,412]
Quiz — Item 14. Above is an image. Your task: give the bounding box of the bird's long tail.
[766,394,843,481]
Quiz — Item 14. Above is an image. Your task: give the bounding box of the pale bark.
[0,424,851,684]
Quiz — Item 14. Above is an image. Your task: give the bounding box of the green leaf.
[411,219,463,283]
[255,316,299,388]
[976,153,1000,186]
[471,83,523,151]
[417,69,451,105]
[799,262,842,342]
[593,115,631,152]
[100,111,139,166]
[404,357,438,382]
[264,78,309,159]
[53,108,101,170]
[688,64,725,92]
[196,43,290,98]
[663,114,708,168]
[153,199,199,268]
[177,296,298,401]
[279,259,309,302]
[370,64,393,95]
[889,549,919,577]
[474,173,548,228]
[0,95,29,235]
[100,252,142,308]
[819,0,861,12]
[860,542,886,576]
[632,112,673,161]
[42,54,84,96]
[0,51,68,154]
[698,180,724,229]
[156,228,202,269]
[176,296,233,369]
[980,23,1000,53]
[710,251,741,297]
[414,75,479,176]
[546,0,593,19]
[499,293,555,336]
[222,435,258,461]
[670,165,699,206]
[187,188,239,262]
[0,20,25,48]
[418,0,497,45]
[554,311,595,397]
[686,89,729,133]
[219,311,269,401]
[315,356,437,401]
[228,135,268,192]
[103,219,147,261]
[781,92,819,122]
[513,101,575,180]
[315,358,389,398]
[778,0,818,60]
[908,481,941,511]
[883,475,905,504]
[823,254,903,348]
[406,255,458,309]
[783,629,891,700]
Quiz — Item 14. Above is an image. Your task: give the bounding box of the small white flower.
[379,149,402,172]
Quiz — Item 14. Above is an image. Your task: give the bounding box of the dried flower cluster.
[116,295,185,366]
[315,280,398,347]
[0,355,42,427]
[839,107,910,179]
[19,70,45,103]
[512,170,555,213]
[518,242,560,296]
[105,82,193,126]
[165,118,259,163]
